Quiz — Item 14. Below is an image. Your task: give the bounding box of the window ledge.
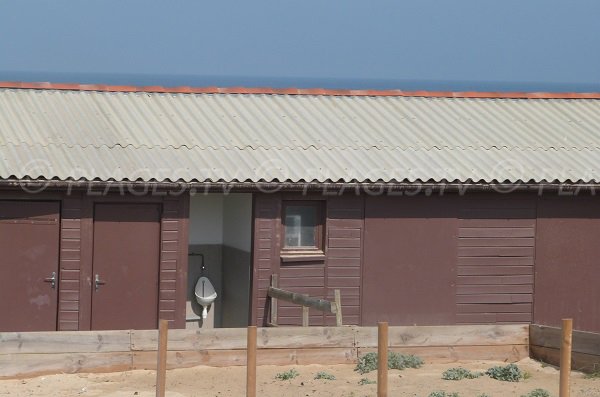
[280,252,326,263]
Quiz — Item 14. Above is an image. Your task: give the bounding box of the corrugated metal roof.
[1,86,599,183]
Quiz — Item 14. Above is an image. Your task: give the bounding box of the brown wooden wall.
[252,193,364,326]
[456,197,535,324]
[252,191,600,331]
[535,196,600,333]
[362,195,459,326]
[58,195,84,330]
[361,194,538,326]
[0,189,188,331]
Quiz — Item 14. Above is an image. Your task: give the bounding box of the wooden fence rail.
[530,324,600,373]
[0,324,529,379]
[268,274,343,327]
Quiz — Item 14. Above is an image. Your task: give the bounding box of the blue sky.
[0,0,599,91]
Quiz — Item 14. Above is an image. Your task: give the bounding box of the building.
[1,82,599,333]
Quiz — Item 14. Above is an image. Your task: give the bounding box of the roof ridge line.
[1,81,600,99]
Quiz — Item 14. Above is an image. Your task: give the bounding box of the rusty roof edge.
[1,81,600,99]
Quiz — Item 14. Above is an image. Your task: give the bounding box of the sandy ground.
[0,358,598,397]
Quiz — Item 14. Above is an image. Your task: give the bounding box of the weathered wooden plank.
[354,324,529,348]
[457,303,532,314]
[131,326,356,351]
[457,266,534,276]
[456,293,533,304]
[328,237,361,248]
[458,218,535,228]
[457,275,534,285]
[278,277,326,288]
[0,352,132,378]
[456,312,532,324]
[458,256,534,266]
[458,246,535,257]
[459,237,535,247]
[530,325,600,356]
[530,345,600,373]
[132,348,357,369]
[277,267,324,278]
[132,328,247,351]
[327,267,361,277]
[278,305,359,317]
[328,228,361,238]
[268,287,336,313]
[456,284,534,295]
[358,344,529,364]
[0,330,131,354]
[459,227,535,238]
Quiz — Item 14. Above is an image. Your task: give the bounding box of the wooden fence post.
[156,319,169,397]
[560,318,573,397]
[334,289,342,327]
[270,275,278,326]
[246,325,257,397]
[302,306,310,327]
[378,322,388,397]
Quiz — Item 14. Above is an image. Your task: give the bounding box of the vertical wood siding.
[58,196,83,331]
[252,194,281,326]
[159,197,188,328]
[55,192,188,330]
[325,196,364,326]
[456,197,535,324]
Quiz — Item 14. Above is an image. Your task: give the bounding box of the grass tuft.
[358,377,376,385]
[428,391,460,397]
[520,389,550,397]
[485,363,524,382]
[355,351,423,374]
[314,371,336,380]
[441,367,484,380]
[275,368,299,381]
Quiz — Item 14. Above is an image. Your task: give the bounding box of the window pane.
[284,205,318,248]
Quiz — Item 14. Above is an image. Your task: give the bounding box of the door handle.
[95,274,106,291]
[43,272,56,289]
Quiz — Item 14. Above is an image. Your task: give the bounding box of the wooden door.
[0,201,60,331]
[91,203,161,330]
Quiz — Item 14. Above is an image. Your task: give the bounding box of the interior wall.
[187,194,224,328]
[221,194,253,327]
[188,193,252,328]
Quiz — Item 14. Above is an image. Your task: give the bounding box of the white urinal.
[194,276,217,319]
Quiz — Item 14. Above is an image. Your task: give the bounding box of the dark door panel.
[0,201,60,331]
[91,203,161,330]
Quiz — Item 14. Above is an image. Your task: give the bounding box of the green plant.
[314,371,336,380]
[358,377,376,385]
[523,371,532,380]
[388,352,424,370]
[584,369,600,379]
[355,351,424,374]
[485,363,524,382]
[275,368,299,380]
[520,389,550,397]
[477,394,491,397]
[356,352,379,374]
[428,392,460,397]
[441,367,483,380]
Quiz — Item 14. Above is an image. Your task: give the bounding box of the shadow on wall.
[187,245,251,328]
[187,193,253,328]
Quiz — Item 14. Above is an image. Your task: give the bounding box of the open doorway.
[187,193,253,328]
